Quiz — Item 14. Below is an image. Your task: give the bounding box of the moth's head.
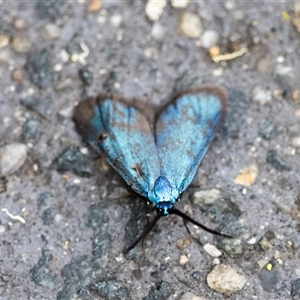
[155,201,174,216]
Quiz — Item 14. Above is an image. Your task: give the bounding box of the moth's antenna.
[123,213,162,254]
[168,208,232,238]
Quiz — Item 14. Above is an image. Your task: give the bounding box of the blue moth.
[73,85,230,252]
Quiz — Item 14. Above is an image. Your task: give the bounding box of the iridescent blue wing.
[73,95,161,197]
[155,85,227,194]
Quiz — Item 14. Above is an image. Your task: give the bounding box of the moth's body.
[73,85,229,251]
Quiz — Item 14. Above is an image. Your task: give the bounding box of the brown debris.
[87,0,102,12]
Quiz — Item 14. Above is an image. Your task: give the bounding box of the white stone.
[203,243,222,257]
[0,143,27,176]
[0,225,6,233]
[110,14,123,27]
[151,22,165,40]
[179,255,189,265]
[200,30,219,49]
[42,23,61,40]
[290,136,300,148]
[247,237,257,244]
[177,11,202,38]
[251,86,272,105]
[55,214,63,222]
[0,35,9,49]
[192,188,221,205]
[207,264,247,296]
[145,0,167,21]
[171,0,190,9]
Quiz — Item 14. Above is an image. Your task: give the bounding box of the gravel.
[1,1,300,299]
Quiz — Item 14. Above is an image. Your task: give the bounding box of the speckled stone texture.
[0,1,300,299]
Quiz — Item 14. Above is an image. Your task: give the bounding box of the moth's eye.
[97,133,107,142]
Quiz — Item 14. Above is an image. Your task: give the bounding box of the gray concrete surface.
[0,1,300,299]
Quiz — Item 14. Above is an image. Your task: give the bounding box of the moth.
[73,85,230,252]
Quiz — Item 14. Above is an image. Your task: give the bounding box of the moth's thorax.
[148,176,178,205]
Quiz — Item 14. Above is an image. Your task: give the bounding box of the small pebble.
[55,214,63,222]
[60,49,69,63]
[257,259,268,269]
[266,263,273,271]
[22,118,42,142]
[145,0,167,21]
[234,164,258,187]
[200,30,219,49]
[273,64,295,86]
[176,237,191,250]
[177,11,202,38]
[58,106,73,119]
[291,120,300,133]
[144,47,159,60]
[151,22,165,40]
[179,255,189,265]
[207,264,247,296]
[180,292,205,300]
[110,14,123,27]
[0,35,9,49]
[224,1,236,10]
[283,146,296,156]
[203,243,222,257]
[290,136,300,148]
[247,237,256,244]
[192,188,222,205]
[25,49,53,88]
[41,23,61,40]
[258,118,276,140]
[171,0,190,9]
[11,69,24,83]
[191,271,203,282]
[13,18,28,30]
[291,90,300,102]
[258,231,275,252]
[12,35,33,54]
[258,269,283,292]
[209,46,220,58]
[291,278,300,297]
[266,149,291,171]
[221,238,244,256]
[0,143,27,176]
[79,67,93,86]
[295,2,300,15]
[0,225,6,233]
[87,0,102,12]
[0,48,16,65]
[251,86,272,105]
[293,4,300,32]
